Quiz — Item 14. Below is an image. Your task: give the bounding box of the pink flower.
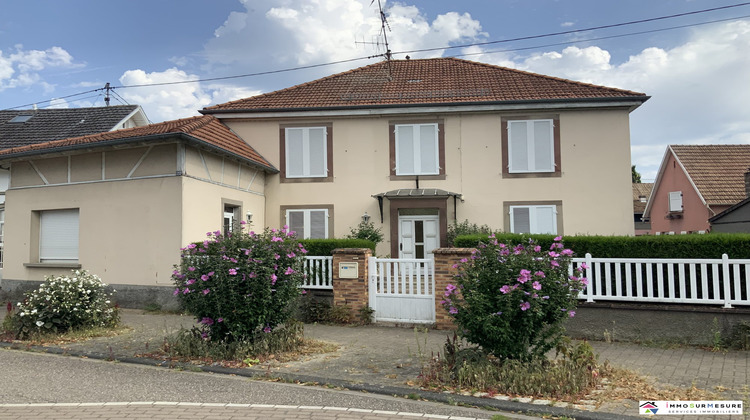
[186,279,196,285]
[173,288,180,296]
[532,281,542,290]
[203,289,210,295]
[271,236,283,242]
[285,267,295,275]
[263,326,272,333]
[550,260,560,268]
[217,318,224,323]
[200,317,214,325]
[460,258,468,263]
[271,274,278,285]
[548,251,559,258]
[182,288,190,294]
[274,254,281,260]
[201,274,209,281]
[554,236,563,241]
[449,307,458,314]
[500,285,511,294]
[228,268,238,275]
[517,269,531,283]
[287,252,296,258]
[533,245,541,252]
[188,266,196,272]
[568,311,576,318]
[580,263,589,270]
[561,249,574,256]
[520,302,531,311]
[534,271,546,278]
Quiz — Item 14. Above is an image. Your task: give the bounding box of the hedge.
[453,233,750,259]
[299,238,376,256]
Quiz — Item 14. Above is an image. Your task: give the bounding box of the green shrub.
[447,219,493,246]
[454,233,750,259]
[299,238,376,256]
[6,270,119,339]
[297,295,356,324]
[444,235,585,362]
[346,220,384,245]
[173,225,305,343]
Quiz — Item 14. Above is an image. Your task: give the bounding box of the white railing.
[301,256,333,289]
[571,254,750,308]
[368,257,435,296]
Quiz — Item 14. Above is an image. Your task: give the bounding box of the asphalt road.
[0,348,539,419]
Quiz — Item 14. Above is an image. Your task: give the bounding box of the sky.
[1,0,750,182]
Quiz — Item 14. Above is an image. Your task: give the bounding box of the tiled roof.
[0,115,276,172]
[672,145,750,206]
[0,105,140,149]
[633,183,654,213]
[204,57,647,112]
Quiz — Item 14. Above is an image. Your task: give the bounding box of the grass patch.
[0,324,131,345]
[142,320,338,368]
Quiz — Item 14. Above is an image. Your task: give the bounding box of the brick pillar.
[433,247,476,330]
[332,248,372,314]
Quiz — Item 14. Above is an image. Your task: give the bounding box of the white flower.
[35,321,44,327]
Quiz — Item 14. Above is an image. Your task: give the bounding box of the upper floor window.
[281,124,333,182]
[502,116,561,178]
[509,205,557,234]
[390,121,445,178]
[669,191,683,212]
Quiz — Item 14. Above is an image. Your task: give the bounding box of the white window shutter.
[40,209,79,262]
[308,127,326,177]
[287,210,305,238]
[533,120,554,171]
[510,207,531,234]
[669,191,683,212]
[309,210,328,239]
[535,206,557,234]
[419,124,438,174]
[508,121,528,172]
[396,125,415,175]
[285,128,304,177]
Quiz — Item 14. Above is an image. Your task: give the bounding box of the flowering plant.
[443,235,587,361]
[9,270,119,338]
[173,223,306,343]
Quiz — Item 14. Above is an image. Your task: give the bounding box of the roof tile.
[671,145,750,206]
[0,115,275,171]
[204,57,647,112]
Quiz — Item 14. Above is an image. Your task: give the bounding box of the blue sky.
[2,0,750,181]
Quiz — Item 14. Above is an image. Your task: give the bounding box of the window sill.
[280,176,333,183]
[502,171,561,179]
[24,262,82,269]
[390,174,446,181]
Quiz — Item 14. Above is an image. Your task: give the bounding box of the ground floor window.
[39,209,79,263]
[286,208,329,239]
[504,201,562,235]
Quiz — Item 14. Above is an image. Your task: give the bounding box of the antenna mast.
[104,83,111,107]
[376,0,391,61]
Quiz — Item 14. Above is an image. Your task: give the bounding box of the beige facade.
[3,140,267,287]
[225,107,635,256]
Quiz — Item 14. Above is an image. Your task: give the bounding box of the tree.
[632,165,642,183]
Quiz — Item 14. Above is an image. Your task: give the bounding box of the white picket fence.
[301,256,333,289]
[571,254,750,308]
[367,257,435,323]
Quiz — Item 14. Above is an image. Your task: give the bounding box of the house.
[0,106,149,274]
[709,171,750,233]
[643,145,750,234]
[0,57,649,306]
[203,57,649,258]
[633,182,653,235]
[0,115,276,306]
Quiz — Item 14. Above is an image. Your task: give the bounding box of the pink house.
[644,145,750,234]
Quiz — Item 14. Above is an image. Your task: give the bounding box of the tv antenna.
[373,0,392,61]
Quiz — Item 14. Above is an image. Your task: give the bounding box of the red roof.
[671,145,750,206]
[204,57,647,112]
[0,115,275,171]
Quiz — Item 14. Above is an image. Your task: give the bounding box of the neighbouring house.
[203,57,649,258]
[709,170,750,233]
[0,105,149,276]
[0,115,276,305]
[633,182,653,235]
[643,145,750,234]
[0,57,649,306]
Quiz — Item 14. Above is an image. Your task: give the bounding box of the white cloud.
[0,45,79,91]
[117,68,261,122]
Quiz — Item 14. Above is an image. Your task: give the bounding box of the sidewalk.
[1,308,747,419]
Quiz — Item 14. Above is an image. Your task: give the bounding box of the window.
[39,209,79,263]
[668,191,683,212]
[503,202,562,234]
[394,123,439,175]
[282,125,332,181]
[286,209,328,239]
[223,205,240,236]
[389,121,445,178]
[502,116,560,178]
[9,115,33,123]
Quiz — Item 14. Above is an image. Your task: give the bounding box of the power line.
[3,2,749,110]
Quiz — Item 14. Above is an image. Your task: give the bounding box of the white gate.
[368,257,435,323]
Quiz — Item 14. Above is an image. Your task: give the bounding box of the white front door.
[398,215,439,259]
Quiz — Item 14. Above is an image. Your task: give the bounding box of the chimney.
[745,169,750,198]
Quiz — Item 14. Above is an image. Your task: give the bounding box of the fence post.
[585,253,594,303]
[722,253,732,308]
[368,256,377,313]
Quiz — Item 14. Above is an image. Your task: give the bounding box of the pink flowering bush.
[443,235,587,361]
[173,224,306,343]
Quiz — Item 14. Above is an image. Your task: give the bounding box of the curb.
[0,341,640,420]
